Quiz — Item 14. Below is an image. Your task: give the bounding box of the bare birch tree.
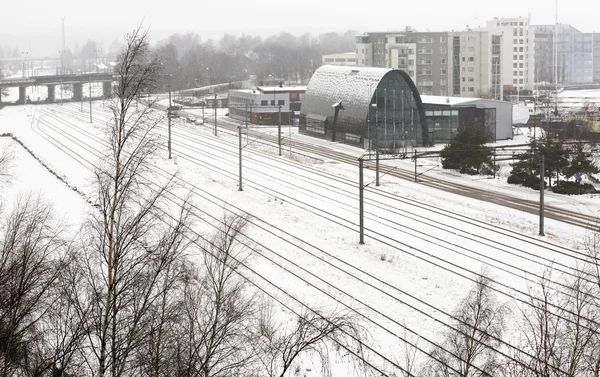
[75,25,194,377]
[0,194,67,377]
[428,272,508,377]
[170,213,258,377]
[256,305,367,377]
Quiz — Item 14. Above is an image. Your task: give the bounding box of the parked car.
[187,115,196,123]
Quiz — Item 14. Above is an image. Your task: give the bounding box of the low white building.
[228,86,306,125]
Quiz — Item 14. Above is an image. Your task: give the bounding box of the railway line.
[201,112,600,230]
[22,102,598,377]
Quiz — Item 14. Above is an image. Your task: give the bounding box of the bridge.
[0,73,115,104]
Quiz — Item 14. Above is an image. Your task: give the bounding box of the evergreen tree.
[563,142,599,183]
[537,136,569,186]
[440,124,495,175]
[507,147,542,189]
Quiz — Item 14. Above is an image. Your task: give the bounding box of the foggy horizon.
[1,0,597,58]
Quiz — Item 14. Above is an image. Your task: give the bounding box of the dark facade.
[299,65,427,150]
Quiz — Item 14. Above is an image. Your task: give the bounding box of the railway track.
[201,114,599,230]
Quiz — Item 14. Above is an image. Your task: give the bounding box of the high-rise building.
[355,29,502,98]
[481,16,535,92]
[533,24,596,84]
[595,34,600,83]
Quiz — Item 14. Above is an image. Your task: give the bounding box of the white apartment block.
[450,31,503,99]
[482,16,535,92]
[355,30,502,98]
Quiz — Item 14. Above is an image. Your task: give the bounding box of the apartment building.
[534,24,596,84]
[355,29,502,98]
[481,16,535,92]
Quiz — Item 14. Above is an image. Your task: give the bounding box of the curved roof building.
[300,65,428,149]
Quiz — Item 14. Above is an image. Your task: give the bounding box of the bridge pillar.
[102,81,112,99]
[73,82,83,101]
[47,84,56,103]
[18,86,27,104]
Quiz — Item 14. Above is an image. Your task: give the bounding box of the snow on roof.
[256,86,307,92]
[300,65,394,121]
[420,95,483,106]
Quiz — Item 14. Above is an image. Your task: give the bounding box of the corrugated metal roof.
[300,65,393,122]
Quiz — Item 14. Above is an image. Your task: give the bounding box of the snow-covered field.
[1,92,598,375]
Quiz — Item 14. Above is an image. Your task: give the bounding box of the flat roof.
[420,95,483,106]
[256,86,307,92]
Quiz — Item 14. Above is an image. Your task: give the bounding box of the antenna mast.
[61,17,66,74]
[554,0,558,116]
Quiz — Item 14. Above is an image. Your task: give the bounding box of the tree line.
[439,124,599,194]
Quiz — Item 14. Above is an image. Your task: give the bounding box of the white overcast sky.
[1,0,597,57]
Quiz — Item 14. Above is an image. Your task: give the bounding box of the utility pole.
[89,81,92,123]
[168,79,172,159]
[359,157,364,244]
[278,105,282,156]
[539,155,545,236]
[214,93,217,136]
[414,150,418,182]
[238,126,243,191]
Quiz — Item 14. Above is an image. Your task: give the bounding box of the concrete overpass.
[0,72,115,104]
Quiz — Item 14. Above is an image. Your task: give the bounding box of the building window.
[468,77,475,82]
[513,63,518,68]
[468,57,475,62]
[271,100,275,105]
[440,47,447,53]
[468,47,475,52]
[278,100,285,106]
[519,47,523,52]
[261,100,268,106]
[468,87,475,92]
[462,77,466,82]
[440,68,447,75]
[440,36,446,43]
[440,58,447,64]
[468,67,474,72]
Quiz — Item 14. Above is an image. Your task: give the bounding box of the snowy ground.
[1,91,598,376]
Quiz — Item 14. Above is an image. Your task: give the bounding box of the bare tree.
[428,272,508,377]
[584,225,600,377]
[170,213,258,377]
[256,305,367,377]
[394,326,426,377]
[75,25,193,377]
[0,194,66,377]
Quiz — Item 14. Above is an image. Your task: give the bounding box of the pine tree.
[507,147,542,189]
[563,142,600,183]
[440,125,495,175]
